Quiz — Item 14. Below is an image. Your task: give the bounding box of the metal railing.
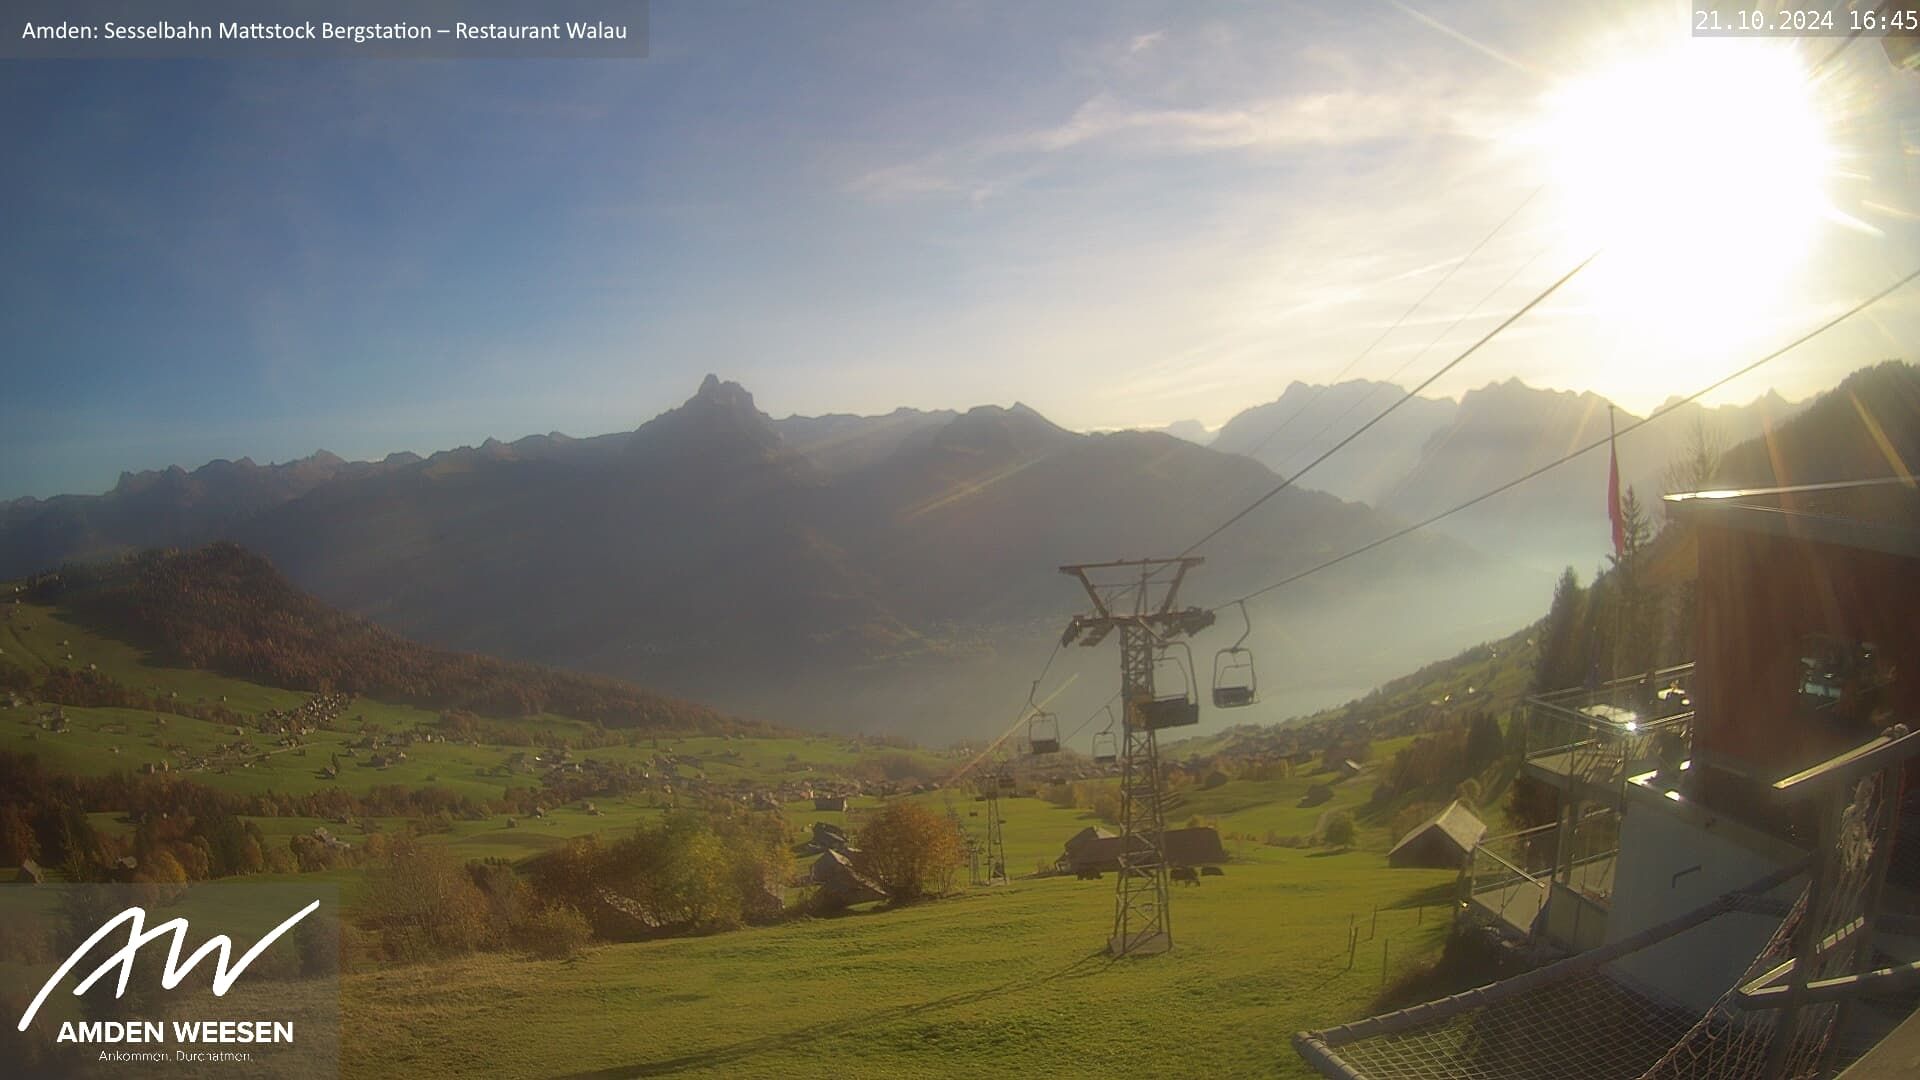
[1525,667,1695,806]
[1464,813,1618,942]
[1526,662,1695,758]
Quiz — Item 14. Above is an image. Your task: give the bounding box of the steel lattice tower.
[1059,557,1212,957]
[983,774,1011,884]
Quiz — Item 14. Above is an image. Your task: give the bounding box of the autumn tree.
[360,837,492,960]
[0,805,39,865]
[855,800,964,902]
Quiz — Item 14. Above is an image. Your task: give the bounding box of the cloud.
[1128,31,1165,56]
[848,87,1495,203]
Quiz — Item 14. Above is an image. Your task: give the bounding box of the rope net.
[1298,771,1898,1080]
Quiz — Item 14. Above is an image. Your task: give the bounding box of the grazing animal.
[1172,866,1201,886]
[1201,865,1225,877]
[1076,866,1103,881]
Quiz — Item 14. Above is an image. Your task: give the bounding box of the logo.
[18,900,320,1031]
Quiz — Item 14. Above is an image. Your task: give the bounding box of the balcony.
[1464,810,1619,952]
[1523,663,1694,808]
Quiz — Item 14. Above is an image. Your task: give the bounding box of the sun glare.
[1533,38,1839,357]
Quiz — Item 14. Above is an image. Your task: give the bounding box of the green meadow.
[340,838,1453,1080]
[4,593,1470,1077]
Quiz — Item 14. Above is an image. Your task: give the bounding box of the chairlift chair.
[1090,705,1119,764]
[1139,643,1201,730]
[1212,601,1258,709]
[996,766,1018,796]
[1028,710,1061,755]
[1091,732,1118,764]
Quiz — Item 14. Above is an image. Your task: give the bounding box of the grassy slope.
[5,593,1465,1078]
[1,600,948,805]
[343,839,1453,1080]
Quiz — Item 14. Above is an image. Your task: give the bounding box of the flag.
[1607,405,1627,558]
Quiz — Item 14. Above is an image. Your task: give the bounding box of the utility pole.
[1060,558,1212,956]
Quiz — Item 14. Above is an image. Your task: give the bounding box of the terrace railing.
[1463,826,1553,940]
[1464,812,1617,945]
[1524,663,1696,806]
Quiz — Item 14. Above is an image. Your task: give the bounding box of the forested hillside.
[22,543,766,734]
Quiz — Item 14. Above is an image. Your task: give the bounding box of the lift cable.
[1214,261,1920,608]
[1265,242,1551,481]
[1171,248,1602,562]
[1061,691,1123,749]
[1236,185,1545,465]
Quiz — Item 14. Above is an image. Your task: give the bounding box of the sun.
[1529,37,1841,357]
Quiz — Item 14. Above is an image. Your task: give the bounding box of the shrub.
[360,838,492,961]
[855,801,964,902]
[517,904,593,959]
[1322,811,1357,848]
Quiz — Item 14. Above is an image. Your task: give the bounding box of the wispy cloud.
[848,87,1498,202]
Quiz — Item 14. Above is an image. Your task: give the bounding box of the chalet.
[1059,826,1227,874]
[805,821,850,854]
[1059,825,1116,873]
[810,848,884,906]
[1386,800,1485,869]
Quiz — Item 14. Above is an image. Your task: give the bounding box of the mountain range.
[0,375,1547,741]
[1211,377,1804,571]
[8,364,1905,743]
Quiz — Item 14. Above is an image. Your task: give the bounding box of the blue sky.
[4,0,1918,499]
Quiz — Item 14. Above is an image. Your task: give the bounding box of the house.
[806,820,850,854]
[1386,800,1485,869]
[810,848,884,906]
[1059,826,1226,874]
[1059,826,1116,873]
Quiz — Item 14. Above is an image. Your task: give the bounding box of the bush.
[855,801,964,902]
[1322,811,1357,848]
[517,904,593,959]
[360,838,492,961]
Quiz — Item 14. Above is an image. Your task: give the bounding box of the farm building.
[810,848,884,906]
[1385,800,1485,869]
[813,795,847,812]
[805,820,851,854]
[1059,826,1115,873]
[1060,826,1226,874]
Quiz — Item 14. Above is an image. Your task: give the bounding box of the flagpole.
[1607,403,1626,562]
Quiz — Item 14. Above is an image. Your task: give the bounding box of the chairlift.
[1025,678,1060,754]
[1091,705,1118,764]
[1139,643,1201,730]
[1028,710,1061,754]
[1212,601,1258,709]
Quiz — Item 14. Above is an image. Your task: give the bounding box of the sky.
[4,0,1919,499]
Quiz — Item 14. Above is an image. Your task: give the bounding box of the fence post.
[1382,939,1390,986]
[1370,906,1377,940]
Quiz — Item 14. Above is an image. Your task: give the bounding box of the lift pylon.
[1059,557,1213,957]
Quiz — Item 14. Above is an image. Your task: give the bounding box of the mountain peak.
[626,376,789,469]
